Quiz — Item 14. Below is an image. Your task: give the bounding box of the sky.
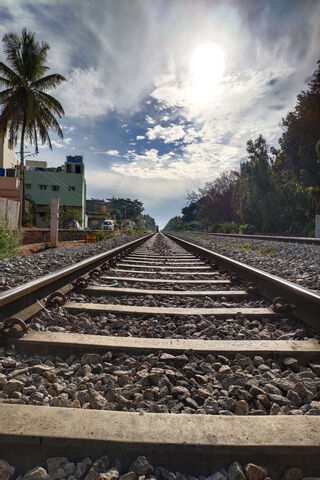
[1,0,320,228]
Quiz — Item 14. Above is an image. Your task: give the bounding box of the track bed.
[1,233,320,479]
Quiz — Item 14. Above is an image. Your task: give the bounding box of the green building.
[25,156,86,228]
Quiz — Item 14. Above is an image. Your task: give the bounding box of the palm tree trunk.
[19,117,26,227]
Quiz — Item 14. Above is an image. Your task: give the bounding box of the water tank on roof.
[66,155,83,163]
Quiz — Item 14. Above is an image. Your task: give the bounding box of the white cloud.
[57,67,114,118]
[51,140,65,149]
[136,135,145,140]
[105,149,120,156]
[64,137,72,145]
[146,115,155,125]
[146,124,186,143]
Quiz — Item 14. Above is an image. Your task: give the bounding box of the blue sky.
[1,0,320,228]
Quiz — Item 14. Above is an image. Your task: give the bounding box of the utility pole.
[50,197,60,247]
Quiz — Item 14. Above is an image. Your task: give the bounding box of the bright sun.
[188,44,225,106]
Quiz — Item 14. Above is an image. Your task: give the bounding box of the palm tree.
[0,29,66,225]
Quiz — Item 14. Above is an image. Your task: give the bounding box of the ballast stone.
[129,456,153,476]
[228,462,246,480]
[245,463,268,480]
[0,459,15,480]
[23,466,50,480]
[282,468,303,480]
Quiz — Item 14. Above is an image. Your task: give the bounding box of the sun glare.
[188,44,225,106]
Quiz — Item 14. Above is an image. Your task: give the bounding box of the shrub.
[96,231,113,242]
[184,221,201,231]
[301,221,315,238]
[0,221,21,259]
[211,222,239,233]
[239,224,255,234]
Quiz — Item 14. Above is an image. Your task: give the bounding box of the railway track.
[180,231,320,245]
[0,232,320,479]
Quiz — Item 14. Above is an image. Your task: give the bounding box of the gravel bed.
[30,306,317,340]
[176,233,320,293]
[1,347,320,417]
[109,270,220,279]
[0,234,146,291]
[68,292,269,308]
[0,455,311,480]
[94,280,237,292]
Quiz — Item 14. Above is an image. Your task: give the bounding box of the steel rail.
[165,233,320,330]
[175,231,320,245]
[0,233,153,320]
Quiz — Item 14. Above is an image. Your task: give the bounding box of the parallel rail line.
[178,230,320,245]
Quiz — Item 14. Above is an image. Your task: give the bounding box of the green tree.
[59,206,82,228]
[0,29,66,225]
[234,135,277,232]
[274,60,320,187]
[163,216,184,231]
[106,198,144,221]
[141,214,156,231]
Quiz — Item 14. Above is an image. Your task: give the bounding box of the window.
[52,185,60,191]
[68,186,75,191]
[39,184,47,190]
[39,212,46,217]
[66,164,72,173]
[75,165,81,174]
[26,184,31,189]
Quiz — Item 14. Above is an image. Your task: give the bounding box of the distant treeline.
[106,197,156,230]
[164,60,320,236]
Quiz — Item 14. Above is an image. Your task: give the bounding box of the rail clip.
[0,317,28,338]
[45,292,67,307]
[271,296,296,313]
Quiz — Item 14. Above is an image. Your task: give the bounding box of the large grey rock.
[0,459,15,480]
[75,457,92,478]
[23,466,50,480]
[129,456,153,476]
[282,468,303,480]
[46,457,69,479]
[97,468,119,480]
[81,354,103,365]
[3,379,24,394]
[89,391,107,409]
[233,400,249,415]
[244,463,267,480]
[227,462,246,480]
[119,473,135,480]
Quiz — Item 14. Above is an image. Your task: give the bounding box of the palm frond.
[34,42,50,78]
[0,77,13,89]
[31,73,66,91]
[0,88,14,103]
[0,62,19,83]
[37,101,63,138]
[2,32,22,74]
[37,119,52,150]
[35,90,65,116]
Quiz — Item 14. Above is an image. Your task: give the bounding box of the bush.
[0,221,21,259]
[96,231,114,241]
[239,224,255,234]
[210,222,239,233]
[184,221,201,231]
[301,221,315,238]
